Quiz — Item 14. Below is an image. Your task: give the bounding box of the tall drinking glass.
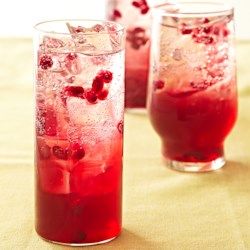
[34,20,125,245]
[148,3,237,172]
[106,0,167,109]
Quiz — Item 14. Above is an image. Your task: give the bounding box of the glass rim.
[153,2,234,17]
[34,19,125,36]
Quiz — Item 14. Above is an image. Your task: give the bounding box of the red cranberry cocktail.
[148,3,237,172]
[107,0,163,109]
[34,20,125,245]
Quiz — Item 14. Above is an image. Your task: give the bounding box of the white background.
[0,0,105,37]
[0,0,249,39]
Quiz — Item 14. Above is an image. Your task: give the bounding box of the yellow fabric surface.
[0,39,249,249]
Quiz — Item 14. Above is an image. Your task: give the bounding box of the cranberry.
[98,70,113,83]
[203,26,212,34]
[133,27,145,33]
[66,53,77,61]
[52,146,70,160]
[203,18,210,24]
[180,24,193,35]
[75,28,82,33]
[113,9,122,19]
[204,36,214,44]
[75,26,86,33]
[141,5,150,14]
[117,121,124,134]
[63,86,84,98]
[92,76,104,93]
[97,89,109,100]
[154,80,165,90]
[127,27,148,49]
[39,55,53,70]
[71,143,85,161]
[223,29,230,37]
[213,27,220,35]
[132,1,141,8]
[85,90,97,104]
[93,24,104,32]
[133,37,147,47]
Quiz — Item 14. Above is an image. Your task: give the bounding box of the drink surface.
[35,22,124,244]
[149,11,237,162]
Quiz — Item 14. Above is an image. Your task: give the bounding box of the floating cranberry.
[117,121,124,134]
[133,37,147,48]
[113,9,122,19]
[133,27,145,33]
[154,80,165,90]
[75,27,82,33]
[223,29,230,37]
[64,86,84,98]
[74,26,86,33]
[132,0,149,14]
[203,26,212,34]
[66,53,77,61]
[203,18,210,24]
[132,1,141,7]
[93,24,104,32]
[92,76,104,93]
[85,90,98,104]
[127,27,148,50]
[98,70,113,83]
[213,26,220,35]
[97,89,109,100]
[141,5,149,14]
[71,143,85,161]
[52,146,69,160]
[39,55,53,70]
[204,36,214,44]
[181,26,193,35]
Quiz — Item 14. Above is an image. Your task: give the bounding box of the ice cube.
[70,132,122,196]
[70,154,121,196]
[84,33,113,52]
[43,36,65,50]
[38,160,70,194]
[64,53,83,75]
[105,23,122,50]
[66,23,113,52]
[70,161,106,196]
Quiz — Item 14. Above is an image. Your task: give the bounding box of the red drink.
[34,20,124,245]
[148,3,237,172]
[107,0,167,108]
[125,33,150,108]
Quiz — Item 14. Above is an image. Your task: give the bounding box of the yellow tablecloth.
[0,39,249,250]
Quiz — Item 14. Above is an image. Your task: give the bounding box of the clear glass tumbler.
[106,0,167,109]
[34,20,125,245]
[148,2,237,172]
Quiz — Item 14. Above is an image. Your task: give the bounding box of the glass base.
[164,157,225,173]
[39,235,118,247]
[125,108,146,115]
